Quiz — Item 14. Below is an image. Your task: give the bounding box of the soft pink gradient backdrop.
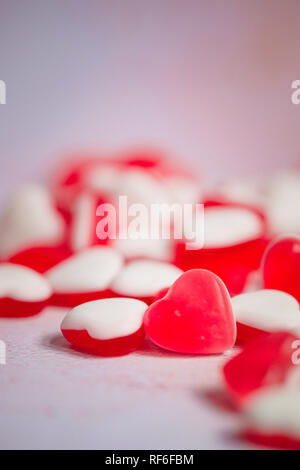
[1,1,300,449]
[0,0,300,200]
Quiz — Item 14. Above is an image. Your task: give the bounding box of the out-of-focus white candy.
[85,164,121,196]
[232,289,300,332]
[218,179,265,208]
[46,246,123,293]
[111,259,183,298]
[245,386,300,440]
[112,237,173,262]
[265,172,300,234]
[0,263,52,301]
[164,176,201,206]
[86,163,201,208]
[61,297,147,340]
[86,165,169,206]
[118,169,171,207]
[69,193,95,252]
[203,207,263,248]
[218,170,300,236]
[0,184,65,258]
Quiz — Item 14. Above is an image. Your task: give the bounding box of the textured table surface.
[0,307,256,450]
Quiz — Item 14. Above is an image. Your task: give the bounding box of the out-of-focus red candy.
[61,297,147,356]
[46,246,123,307]
[9,245,72,273]
[0,263,52,317]
[51,150,202,260]
[110,260,183,304]
[175,200,269,296]
[232,290,300,342]
[223,331,298,405]
[144,269,236,354]
[263,236,300,303]
[50,154,104,217]
[243,386,300,449]
[52,149,201,217]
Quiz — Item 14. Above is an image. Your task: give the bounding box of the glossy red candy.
[263,236,300,303]
[61,297,147,356]
[175,200,268,296]
[144,269,236,354]
[223,331,298,405]
[0,263,52,317]
[152,287,169,303]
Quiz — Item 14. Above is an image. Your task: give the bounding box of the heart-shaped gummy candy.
[143,269,236,354]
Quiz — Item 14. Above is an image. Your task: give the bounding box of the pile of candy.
[0,148,300,449]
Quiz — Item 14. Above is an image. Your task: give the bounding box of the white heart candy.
[232,289,300,332]
[112,236,173,262]
[245,386,300,440]
[61,297,147,340]
[0,184,65,257]
[46,246,123,293]
[0,263,52,301]
[70,193,96,251]
[111,259,183,297]
[203,207,263,248]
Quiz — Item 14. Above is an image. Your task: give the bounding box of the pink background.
[0,0,300,198]
[0,0,300,449]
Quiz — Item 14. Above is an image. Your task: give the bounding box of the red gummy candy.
[152,287,169,303]
[263,236,300,303]
[144,269,236,354]
[223,331,298,405]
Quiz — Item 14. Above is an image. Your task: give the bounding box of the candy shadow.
[135,337,205,358]
[40,333,102,358]
[193,388,238,414]
[41,333,150,359]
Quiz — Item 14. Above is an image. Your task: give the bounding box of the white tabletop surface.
[0,306,257,450]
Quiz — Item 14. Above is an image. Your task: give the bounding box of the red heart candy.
[143,269,236,354]
[223,331,298,406]
[263,236,300,303]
